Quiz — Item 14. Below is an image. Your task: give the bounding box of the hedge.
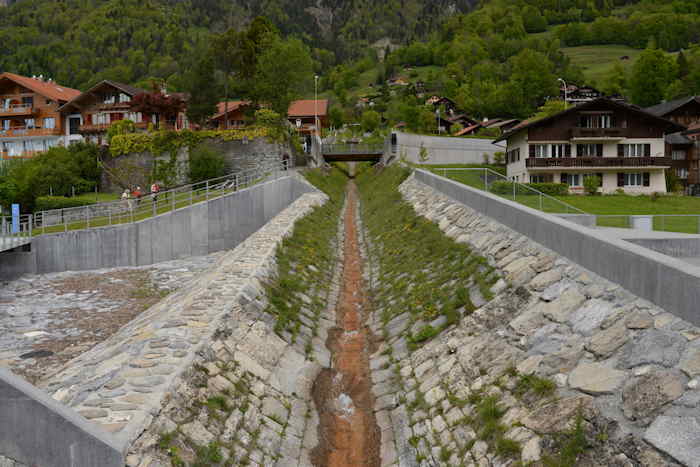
[35,196,96,212]
[525,182,569,196]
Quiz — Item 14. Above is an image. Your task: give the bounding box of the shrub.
[482,153,490,164]
[188,143,226,183]
[35,196,96,212]
[489,180,513,195]
[525,182,569,196]
[493,151,505,165]
[583,175,601,196]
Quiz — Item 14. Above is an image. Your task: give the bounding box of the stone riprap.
[0,455,26,467]
[0,253,222,383]
[364,173,700,466]
[39,189,328,466]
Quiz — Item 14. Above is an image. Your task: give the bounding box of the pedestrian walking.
[282,153,290,170]
[150,182,160,204]
[133,186,143,207]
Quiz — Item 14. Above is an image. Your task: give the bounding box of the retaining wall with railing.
[0,170,315,280]
[415,168,700,327]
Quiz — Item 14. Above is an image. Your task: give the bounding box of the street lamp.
[314,75,319,135]
[558,78,568,109]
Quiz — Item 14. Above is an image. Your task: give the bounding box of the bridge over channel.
[321,143,385,163]
[0,215,32,253]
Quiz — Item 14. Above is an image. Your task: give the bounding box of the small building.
[646,96,700,190]
[210,101,253,130]
[59,80,189,146]
[496,97,685,194]
[0,72,81,158]
[287,99,329,135]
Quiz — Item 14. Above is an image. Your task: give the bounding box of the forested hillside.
[0,0,476,90]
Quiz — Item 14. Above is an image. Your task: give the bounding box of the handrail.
[33,160,292,235]
[322,143,384,155]
[0,213,32,250]
[433,167,587,215]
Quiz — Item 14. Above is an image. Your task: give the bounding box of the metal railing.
[0,213,32,251]
[33,160,291,235]
[321,143,384,155]
[596,214,700,235]
[433,167,586,215]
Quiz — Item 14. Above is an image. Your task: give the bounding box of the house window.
[576,143,603,157]
[561,173,581,186]
[119,93,130,103]
[69,117,81,135]
[530,174,553,183]
[104,94,115,104]
[43,117,55,129]
[46,99,53,105]
[22,96,33,107]
[619,144,650,157]
[579,113,614,128]
[551,144,569,158]
[672,150,686,160]
[25,118,35,129]
[677,168,689,179]
[624,173,644,186]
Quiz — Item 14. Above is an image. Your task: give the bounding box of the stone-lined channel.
[311,179,381,467]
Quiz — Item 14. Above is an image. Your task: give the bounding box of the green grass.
[436,168,700,233]
[561,45,644,85]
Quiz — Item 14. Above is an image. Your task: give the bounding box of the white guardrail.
[0,213,32,251]
[33,160,291,235]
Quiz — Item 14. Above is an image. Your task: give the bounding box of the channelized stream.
[311,178,381,467]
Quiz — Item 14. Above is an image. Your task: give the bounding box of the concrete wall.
[0,368,123,467]
[414,169,700,327]
[393,131,505,165]
[625,238,700,258]
[0,174,316,279]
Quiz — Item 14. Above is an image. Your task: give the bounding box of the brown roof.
[494,97,686,143]
[455,123,482,136]
[288,99,328,117]
[211,101,251,120]
[58,80,147,112]
[0,72,81,102]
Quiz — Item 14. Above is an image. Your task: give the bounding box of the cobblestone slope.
[364,172,700,466]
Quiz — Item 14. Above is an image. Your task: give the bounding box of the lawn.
[427,167,700,234]
[560,45,644,84]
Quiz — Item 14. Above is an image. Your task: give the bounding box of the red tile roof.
[211,101,251,120]
[0,72,81,102]
[455,123,482,136]
[288,99,328,117]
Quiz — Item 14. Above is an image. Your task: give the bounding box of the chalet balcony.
[526,156,671,169]
[0,104,35,117]
[0,127,61,138]
[570,127,624,140]
[79,123,110,133]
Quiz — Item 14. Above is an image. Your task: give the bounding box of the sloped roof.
[288,99,328,117]
[666,132,693,145]
[455,123,482,136]
[211,101,251,120]
[58,80,146,112]
[0,72,81,102]
[645,96,700,117]
[494,97,686,143]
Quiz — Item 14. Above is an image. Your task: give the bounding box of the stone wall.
[0,454,26,467]
[39,183,330,466]
[101,147,189,194]
[364,173,700,466]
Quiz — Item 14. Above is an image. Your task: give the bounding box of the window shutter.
[565,144,571,157]
[596,144,603,157]
[529,145,535,158]
[643,172,650,186]
[644,144,651,157]
[617,144,624,157]
[561,173,567,184]
[597,173,604,187]
[617,173,625,187]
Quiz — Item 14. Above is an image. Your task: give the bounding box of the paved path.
[594,226,700,240]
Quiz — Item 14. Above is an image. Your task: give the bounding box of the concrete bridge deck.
[0,235,30,253]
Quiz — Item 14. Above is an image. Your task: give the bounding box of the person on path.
[151,182,160,205]
[133,186,143,208]
[282,153,290,170]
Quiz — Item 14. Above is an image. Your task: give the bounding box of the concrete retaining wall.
[415,169,700,326]
[625,238,700,258]
[393,131,504,164]
[0,174,316,280]
[0,368,123,467]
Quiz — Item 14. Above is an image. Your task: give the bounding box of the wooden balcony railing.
[526,156,672,168]
[0,127,61,138]
[570,127,624,139]
[0,105,34,117]
[1,150,42,159]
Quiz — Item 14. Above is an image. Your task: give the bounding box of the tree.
[361,110,381,133]
[627,46,678,107]
[530,99,568,121]
[418,143,430,163]
[583,175,601,195]
[183,53,219,127]
[599,63,627,97]
[507,49,558,117]
[188,143,226,183]
[130,85,187,129]
[329,106,344,128]
[251,36,313,114]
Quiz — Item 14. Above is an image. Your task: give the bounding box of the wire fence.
[0,213,32,251]
[33,160,291,235]
[432,167,586,215]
